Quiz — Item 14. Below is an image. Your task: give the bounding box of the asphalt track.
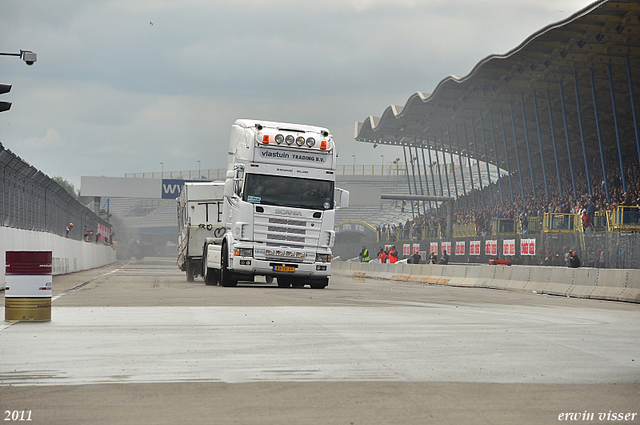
[1,258,639,424]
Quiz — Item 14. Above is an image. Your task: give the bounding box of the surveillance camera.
[21,51,37,66]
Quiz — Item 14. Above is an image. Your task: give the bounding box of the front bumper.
[230,257,331,277]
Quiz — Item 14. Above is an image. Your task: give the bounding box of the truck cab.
[204,119,349,289]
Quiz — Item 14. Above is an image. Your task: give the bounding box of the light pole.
[381,154,384,175]
[351,154,355,174]
[197,160,201,179]
[160,161,163,179]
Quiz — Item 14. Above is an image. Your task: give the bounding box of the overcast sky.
[1,0,596,189]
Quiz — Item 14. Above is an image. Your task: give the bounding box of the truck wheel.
[291,279,305,288]
[265,276,274,285]
[220,244,237,287]
[204,266,218,286]
[309,278,328,289]
[277,277,291,288]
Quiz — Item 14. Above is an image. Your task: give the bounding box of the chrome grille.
[267,234,305,243]
[269,218,306,227]
[267,226,306,235]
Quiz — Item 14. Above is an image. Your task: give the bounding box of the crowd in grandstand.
[377,156,640,241]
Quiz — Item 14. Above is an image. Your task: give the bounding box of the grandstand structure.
[356,0,640,208]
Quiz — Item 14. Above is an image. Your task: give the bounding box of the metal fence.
[0,143,111,241]
[371,231,640,269]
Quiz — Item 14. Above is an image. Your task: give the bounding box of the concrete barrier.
[490,266,514,291]
[526,267,553,294]
[506,267,532,292]
[591,269,640,302]
[475,265,497,288]
[544,267,574,297]
[331,261,639,303]
[390,263,412,282]
[1,227,116,291]
[449,264,472,286]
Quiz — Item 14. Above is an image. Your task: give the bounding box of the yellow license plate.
[273,265,295,272]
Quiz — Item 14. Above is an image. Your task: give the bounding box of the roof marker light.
[320,140,327,150]
[285,135,294,145]
[295,136,305,146]
[262,135,269,143]
[275,134,284,144]
[306,137,315,147]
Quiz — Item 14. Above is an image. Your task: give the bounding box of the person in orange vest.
[377,247,387,263]
[388,245,398,264]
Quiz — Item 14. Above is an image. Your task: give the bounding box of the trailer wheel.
[220,244,237,287]
[186,261,198,282]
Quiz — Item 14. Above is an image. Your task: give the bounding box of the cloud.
[0,0,596,189]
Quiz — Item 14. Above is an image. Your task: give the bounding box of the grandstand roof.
[355,0,640,183]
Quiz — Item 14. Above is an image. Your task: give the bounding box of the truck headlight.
[315,253,331,263]
[235,248,253,257]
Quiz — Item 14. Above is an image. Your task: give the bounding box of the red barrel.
[5,251,52,321]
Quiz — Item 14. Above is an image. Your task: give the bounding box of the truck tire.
[291,279,305,288]
[220,244,237,287]
[202,243,217,285]
[204,266,218,286]
[277,277,291,288]
[309,278,328,289]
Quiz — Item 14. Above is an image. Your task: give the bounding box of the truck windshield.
[243,174,335,210]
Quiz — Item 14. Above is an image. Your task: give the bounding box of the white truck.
[177,182,225,282]
[202,119,349,289]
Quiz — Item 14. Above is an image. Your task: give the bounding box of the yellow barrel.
[4,251,52,322]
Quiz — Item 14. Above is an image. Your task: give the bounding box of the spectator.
[569,250,581,268]
[388,245,398,264]
[428,252,437,264]
[409,251,422,264]
[66,223,73,238]
[377,247,387,263]
[358,246,370,263]
[438,251,449,265]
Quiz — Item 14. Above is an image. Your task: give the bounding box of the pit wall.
[1,227,116,290]
[331,261,640,304]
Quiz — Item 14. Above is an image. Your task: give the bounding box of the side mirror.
[224,179,234,198]
[335,188,350,209]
